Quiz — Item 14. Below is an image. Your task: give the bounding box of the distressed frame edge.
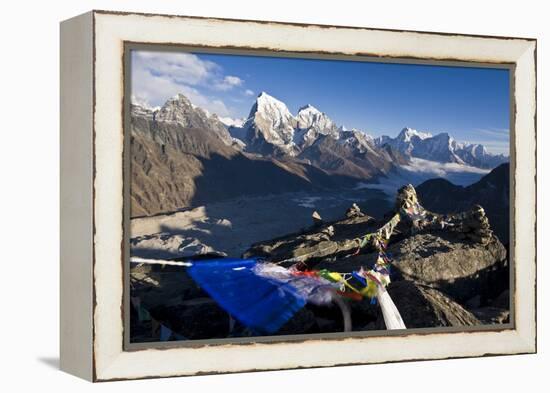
[91,9,537,42]
[512,40,537,354]
[59,11,95,381]
[90,11,537,381]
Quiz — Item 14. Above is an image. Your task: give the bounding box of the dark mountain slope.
[416,163,510,244]
[298,134,403,179]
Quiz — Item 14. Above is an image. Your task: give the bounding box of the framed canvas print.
[60,10,537,381]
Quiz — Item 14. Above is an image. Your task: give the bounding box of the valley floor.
[130,188,388,259]
[130,159,494,261]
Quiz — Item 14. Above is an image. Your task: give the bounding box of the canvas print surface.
[128,49,511,343]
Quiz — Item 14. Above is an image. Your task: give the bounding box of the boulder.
[388,231,507,301]
[346,203,364,218]
[375,280,480,329]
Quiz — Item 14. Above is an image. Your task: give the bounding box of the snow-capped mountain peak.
[251,92,294,122]
[297,104,321,116]
[460,143,489,158]
[293,103,340,148]
[296,104,334,130]
[397,127,433,142]
[430,132,454,146]
[169,93,191,105]
[154,94,193,123]
[219,117,246,128]
[147,94,234,146]
[242,92,298,154]
[156,93,214,123]
[376,128,507,169]
[338,129,377,154]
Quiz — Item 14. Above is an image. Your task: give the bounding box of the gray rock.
[375,281,480,329]
[388,232,507,301]
[154,94,234,146]
[346,203,364,218]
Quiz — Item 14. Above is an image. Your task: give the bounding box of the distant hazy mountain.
[374,127,508,169]
[228,93,507,170]
[416,163,510,244]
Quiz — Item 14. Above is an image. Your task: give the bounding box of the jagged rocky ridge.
[130,184,509,342]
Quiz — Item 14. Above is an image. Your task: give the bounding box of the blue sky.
[131,50,510,155]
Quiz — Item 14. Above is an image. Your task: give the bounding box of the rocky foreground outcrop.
[130,185,509,342]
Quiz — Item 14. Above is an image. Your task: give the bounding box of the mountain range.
[130,95,359,217]
[374,128,508,169]
[130,92,508,216]
[219,92,507,169]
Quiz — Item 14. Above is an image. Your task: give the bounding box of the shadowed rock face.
[416,163,510,244]
[375,281,480,329]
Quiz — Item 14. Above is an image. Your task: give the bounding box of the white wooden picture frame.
[60,10,536,381]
